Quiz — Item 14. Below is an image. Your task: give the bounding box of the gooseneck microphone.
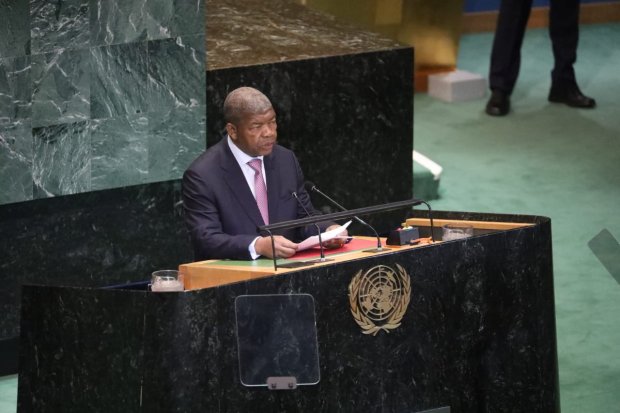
[304,181,385,253]
[292,192,332,263]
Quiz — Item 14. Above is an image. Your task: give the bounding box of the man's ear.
[226,123,237,140]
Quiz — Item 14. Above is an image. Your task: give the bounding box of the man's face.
[227,109,277,157]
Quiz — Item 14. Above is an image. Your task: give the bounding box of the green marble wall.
[0,0,206,205]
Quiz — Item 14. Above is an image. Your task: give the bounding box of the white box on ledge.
[428,70,486,102]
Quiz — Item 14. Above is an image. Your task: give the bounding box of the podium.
[17,210,559,413]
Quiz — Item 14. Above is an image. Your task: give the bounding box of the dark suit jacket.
[182,138,328,261]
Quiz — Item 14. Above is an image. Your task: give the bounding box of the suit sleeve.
[182,167,256,261]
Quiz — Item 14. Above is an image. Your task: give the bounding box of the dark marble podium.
[18,211,560,413]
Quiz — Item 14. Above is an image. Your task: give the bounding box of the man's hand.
[255,236,298,258]
[321,225,349,249]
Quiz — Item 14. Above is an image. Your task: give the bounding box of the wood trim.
[461,10,499,34]
[404,218,533,231]
[461,2,620,34]
[580,1,620,22]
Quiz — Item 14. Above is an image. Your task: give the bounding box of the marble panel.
[0,179,191,339]
[146,0,204,40]
[141,289,221,412]
[31,48,90,128]
[32,121,90,198]
[146,106,206,183]
[146,34,206,112]
[0,121,33,204]
[0,0,30,58]
[18,286,145,412]
[30,0,89,54]
[90,42,148,119]
[91,115,149,191]
[89,0,148,47]
[0,55,32,123]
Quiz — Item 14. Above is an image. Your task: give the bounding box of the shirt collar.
[227,136,263,166]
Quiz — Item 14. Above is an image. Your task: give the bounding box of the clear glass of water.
[151,269,184,292]
[442,224,474,241]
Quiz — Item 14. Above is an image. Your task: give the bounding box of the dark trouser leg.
[547,0,594,108]
[488,0,533,94]
[549,0,580,86]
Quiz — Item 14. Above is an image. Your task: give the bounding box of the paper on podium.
[297,221,351,251]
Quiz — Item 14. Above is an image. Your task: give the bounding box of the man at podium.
[183,87,345,261]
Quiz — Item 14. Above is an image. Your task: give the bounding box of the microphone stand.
[292,192,333,263]
[306,184,384,253]
[260,228,282,271]
[418,200,436,243]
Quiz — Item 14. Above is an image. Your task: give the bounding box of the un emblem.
[348,264,411,336]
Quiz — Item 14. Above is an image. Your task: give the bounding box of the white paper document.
[297,221,351,252]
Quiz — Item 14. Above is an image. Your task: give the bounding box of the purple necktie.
[247,159,269,224]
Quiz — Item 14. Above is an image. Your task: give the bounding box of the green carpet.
[1,23,619,413]
[414,23,620,413]
[0,376,16,413]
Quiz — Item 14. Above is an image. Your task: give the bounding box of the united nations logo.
[348,264,411,336]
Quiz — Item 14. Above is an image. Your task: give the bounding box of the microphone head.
[304,181,316,192]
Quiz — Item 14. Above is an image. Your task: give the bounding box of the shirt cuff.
[249,236,261,260]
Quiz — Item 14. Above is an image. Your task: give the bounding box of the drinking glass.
[442,224,474,241]
[151,270,184,292]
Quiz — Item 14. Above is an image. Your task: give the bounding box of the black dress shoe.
[548,84,596,108]
[485,90,510,116]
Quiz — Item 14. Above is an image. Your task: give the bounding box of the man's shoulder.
[186,138,228,171]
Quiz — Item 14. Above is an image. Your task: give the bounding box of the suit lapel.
[220,142,265,226]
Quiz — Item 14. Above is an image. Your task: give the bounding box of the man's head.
[224,87,277,157]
